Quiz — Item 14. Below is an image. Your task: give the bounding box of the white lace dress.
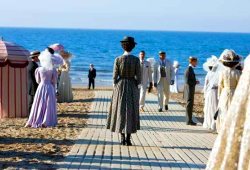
[206,59,250,170]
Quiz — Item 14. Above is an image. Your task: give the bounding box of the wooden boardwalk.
[57,90,216,170]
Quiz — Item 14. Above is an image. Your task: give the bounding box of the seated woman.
[25,48,58,128]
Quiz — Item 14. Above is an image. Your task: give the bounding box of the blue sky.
[1,0,249,32]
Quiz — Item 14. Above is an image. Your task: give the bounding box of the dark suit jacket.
[183,66,196,101]
[27,61,39,95]
[88,68,96,79]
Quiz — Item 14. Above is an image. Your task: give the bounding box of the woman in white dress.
[216,49,241,133]
[170,61,180,93]
[206,54,250,170]
[57,51,73,103]
[202,56,219,130]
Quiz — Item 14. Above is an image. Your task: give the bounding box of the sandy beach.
[0,88,94,169]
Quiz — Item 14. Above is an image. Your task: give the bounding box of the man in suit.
[27,51,40,114]
[153,51,175,112]
[183,57,199,126]
[88,64,96,89]
[139,51,153,112]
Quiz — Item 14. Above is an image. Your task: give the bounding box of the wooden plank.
[57,90,217,170]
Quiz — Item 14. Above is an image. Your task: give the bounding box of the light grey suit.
[153,59,175,109]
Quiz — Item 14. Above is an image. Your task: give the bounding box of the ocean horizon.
[1,27,250,87]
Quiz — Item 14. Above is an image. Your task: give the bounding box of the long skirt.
[217,88,235,133]
[107,79,140,134]
[58,71,73,103]
[26,82,57,128]
[203,89,218,130]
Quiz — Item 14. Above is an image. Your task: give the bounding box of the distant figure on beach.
[216,49,241,133]
[183,57,199,126]
[170,61,180,93]
[27,51,40,114]
[153,51,175,112]
[206,52,250,170]
[25,48,58,128]
[58,51,73,103]
[203,56,219,130]
[138,51,153,112]
[107,36,141,146]
[88,64,96,89]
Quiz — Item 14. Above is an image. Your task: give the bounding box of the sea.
[1,27,250,87]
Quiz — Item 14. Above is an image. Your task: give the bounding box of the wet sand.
[0,88,94,169]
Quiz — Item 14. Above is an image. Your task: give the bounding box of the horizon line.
[0,26,250,34]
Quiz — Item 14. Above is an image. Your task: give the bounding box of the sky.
[0,0,250,33]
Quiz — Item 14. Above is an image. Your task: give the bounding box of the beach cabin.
[0,40,30,118]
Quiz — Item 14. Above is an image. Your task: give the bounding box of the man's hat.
[158,51,166,55]
[30,51,40,58]
[120,36,137,44]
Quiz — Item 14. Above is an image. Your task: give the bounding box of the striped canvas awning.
[0,40,29,62]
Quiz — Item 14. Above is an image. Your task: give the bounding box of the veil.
[203,56,223,92]
[38,49,53,70]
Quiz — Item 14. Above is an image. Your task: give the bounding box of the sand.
[150,88,204,122]
[0,88,94,169]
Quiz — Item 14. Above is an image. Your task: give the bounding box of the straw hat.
[219,49,240,63]
[60,50,72,59]
[29,50,40,58]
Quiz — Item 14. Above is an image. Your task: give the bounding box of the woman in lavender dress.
[25,48,58,128]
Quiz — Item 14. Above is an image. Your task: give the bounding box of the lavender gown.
[26,67,58,128]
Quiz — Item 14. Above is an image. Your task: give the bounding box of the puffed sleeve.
[113,58,119,85]
[218,71,224,99]
[35,68,41,84]
[135,58,141,85]
[52,69,58,86]
[203,73,209,96]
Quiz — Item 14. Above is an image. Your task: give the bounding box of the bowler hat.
[30,51,40,58]
[120,36,137,44]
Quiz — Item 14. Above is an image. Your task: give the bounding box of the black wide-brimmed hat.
[120,36,137,44]
[30,50,40,58]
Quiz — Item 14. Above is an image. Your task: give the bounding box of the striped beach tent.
[0,39,30,118]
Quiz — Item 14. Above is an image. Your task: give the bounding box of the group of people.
[26,45,73,128]
[107,36,200,146]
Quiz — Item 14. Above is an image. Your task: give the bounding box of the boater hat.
[159,51,166,55]
[30,50,40,58]
[120,36,137,44]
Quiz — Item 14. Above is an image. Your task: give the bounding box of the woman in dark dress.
[107,36,141,146]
